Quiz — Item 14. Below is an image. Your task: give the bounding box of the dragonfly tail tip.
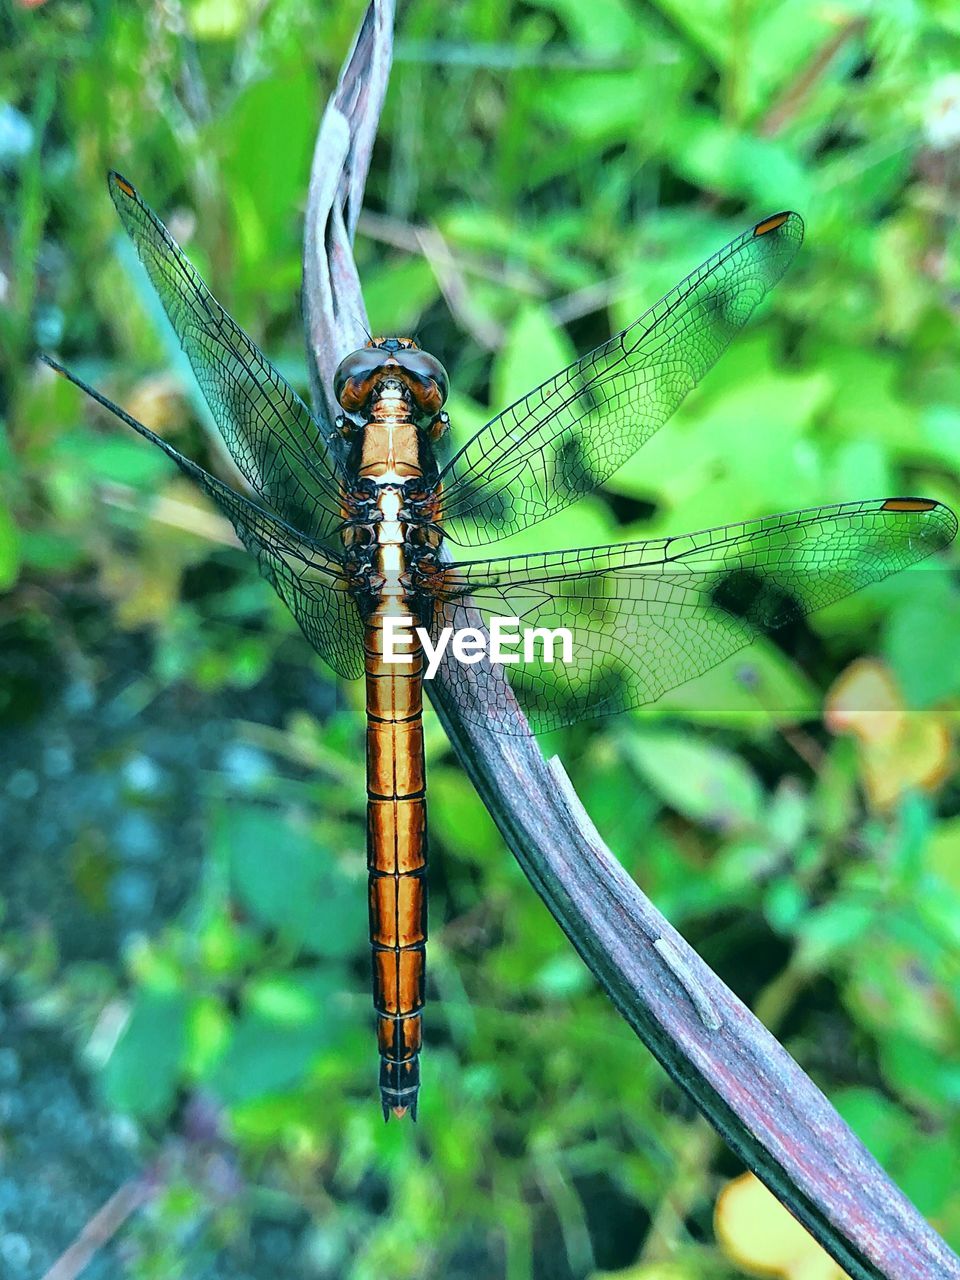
[379,1094,419,1122]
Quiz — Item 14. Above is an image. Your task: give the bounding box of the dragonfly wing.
[438,212,804,545]
[431,498,957,734]
[107,172,345,543]
[43,357,365,680]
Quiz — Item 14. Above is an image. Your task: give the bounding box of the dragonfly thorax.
[342,371,445,615]
[368,379,413,422]
[357,397,424,483]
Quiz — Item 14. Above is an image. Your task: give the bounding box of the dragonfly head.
[334,338,449,419]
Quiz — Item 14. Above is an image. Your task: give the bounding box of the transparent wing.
[43,357,365,680]
[108,171,346,543]
[430,498,957,734]
[438,212,804,545]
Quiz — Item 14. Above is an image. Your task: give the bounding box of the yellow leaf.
[825,660,953,809]
[789,1253,850,1280]
[715,1173,850,1279]
[824,658,903,746]
[187,0,254,39]
[124,371,188,432]
[859,714,952,810]
[590,1265,693,1280]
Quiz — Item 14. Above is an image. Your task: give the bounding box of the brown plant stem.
[41,1179,150,1280]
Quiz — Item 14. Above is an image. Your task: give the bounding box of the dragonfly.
[44,174,957,1121]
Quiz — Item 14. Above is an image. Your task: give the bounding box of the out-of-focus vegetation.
[2,1,960,1277]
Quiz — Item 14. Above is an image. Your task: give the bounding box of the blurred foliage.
[2,0,960,1278]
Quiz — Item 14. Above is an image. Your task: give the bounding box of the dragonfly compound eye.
[334,349,388,412]
[395,349,449,415]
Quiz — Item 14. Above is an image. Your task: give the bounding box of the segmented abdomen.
[364,603,427,1121]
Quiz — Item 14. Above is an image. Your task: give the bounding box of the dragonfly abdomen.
[365,603,428,1121]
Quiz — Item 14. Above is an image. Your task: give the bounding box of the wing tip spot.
[753,211,791,237]
[111,171,136,198]
[881,497,938,512]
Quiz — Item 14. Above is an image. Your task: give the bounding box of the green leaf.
[0,496,22,590]
[764,878,808,935]
[218,804,365,958]
[764,780,808,852]
[102,988,189,1120]
[885,592,960,707]
[644,0,732,65]
[879,1034,960,1109]
[833,1087,913,1166]
[796,899,876,968]
[527,0,646,53]
[218,64,316,274]
[362,256,440,338]
[491,304,577,410]
[927,817,960,894]
[53,430,172,488]
[624,731,763,830]
[207,972,345,1104]
[898,1133,959,1216]
[535,72,666,145]
[665,114,812,210]
[20,529,86,572]
[427,766,503,865]
[534,953,591,998]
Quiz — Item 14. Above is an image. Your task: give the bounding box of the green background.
[2,1,960,1277]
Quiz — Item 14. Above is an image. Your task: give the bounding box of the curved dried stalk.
[302,4,960,1278]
